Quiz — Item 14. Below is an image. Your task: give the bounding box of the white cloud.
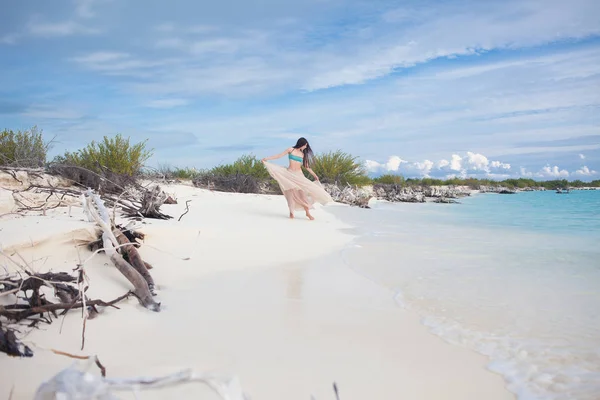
[65,0,600,100]
[72,51,129,63]
[579,153,586,160]
[302,0,600,90]
[369,152,516,178]
[385,156,406,172]
[449,154,463,171]
[363,151,599,181]
[574,166,597,176]
[520,167,533,177]
[145,98,189,109]
[491,160,511,170]
[365,155,407,173]
[414,160,434,176]
[539,165,570,178]
[28,20,100,37]
[71,52,176,75]
[465,151,489,171]
[75,0,98,19]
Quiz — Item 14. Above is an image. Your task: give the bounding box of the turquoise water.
[332,189,600,400]
[442,190,600,236]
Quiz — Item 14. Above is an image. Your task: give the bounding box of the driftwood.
[0,321,33,357]
[113,228,156,294]
[0,270,131,322]
[133,184,172,220]
[1,292,131,321]
[3,166,174,220]
[83,190,160,312]
[0,265,133,357]
[34,363,249,400]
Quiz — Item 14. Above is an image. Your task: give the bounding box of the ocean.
[331,190,600,400]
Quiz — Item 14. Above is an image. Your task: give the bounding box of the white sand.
[0,182,514,399]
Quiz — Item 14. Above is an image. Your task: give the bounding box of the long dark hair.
[293,137,314,168]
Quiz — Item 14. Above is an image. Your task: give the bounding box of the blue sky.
[1,0,599,180]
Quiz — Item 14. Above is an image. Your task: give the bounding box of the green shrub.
[191,155,277,194]
[210,154,270,179]
[0,126,49,168]
[373,174,405,185]
[58,134,153,176]
[173,167,202,180]
[310,150,370,186]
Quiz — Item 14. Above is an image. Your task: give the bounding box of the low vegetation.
[210,154,271,180]
[47,134,153,191]
[0,126,50,168]
[2,126,599,193]
[373,174,406,185]
[54,134,153,176]
[153,164,203,180]
[192,154,279,194]
[309,150,371,186]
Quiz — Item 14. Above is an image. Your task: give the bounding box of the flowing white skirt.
[264,162,333,211]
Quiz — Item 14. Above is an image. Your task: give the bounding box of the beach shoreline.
[1,182,514,399]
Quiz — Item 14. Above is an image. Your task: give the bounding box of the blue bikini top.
[289,152,303,163]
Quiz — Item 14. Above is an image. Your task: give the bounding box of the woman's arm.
[262,148,292,163]
[305,167,320,182]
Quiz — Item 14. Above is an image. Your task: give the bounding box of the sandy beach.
[0,181,514,399]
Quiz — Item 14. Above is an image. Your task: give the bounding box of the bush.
[0,126,49,168]
[57,134,153,176]
[373,174,405,185]
[172,167,202,180]
[152,164,202,180]
[210,154,270,179]
[192,154,278,194]
[310,150,370,186]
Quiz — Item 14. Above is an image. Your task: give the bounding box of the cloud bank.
[366,152,598,180]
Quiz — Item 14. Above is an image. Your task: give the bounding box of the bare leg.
[304,207,315,220]
[289,211,294,219]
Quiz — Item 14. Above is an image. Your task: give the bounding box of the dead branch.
[0,321,34,357]
[137,184,172,220]
[178,199,191,222]
[0,292,131,321]
[113,228,155,294]
[50,349,107,377]
[34,365,248,399]
[109,255,159,311]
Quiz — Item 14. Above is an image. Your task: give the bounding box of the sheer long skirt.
[264,162,333,211]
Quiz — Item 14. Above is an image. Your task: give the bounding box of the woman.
[261,137,333,220]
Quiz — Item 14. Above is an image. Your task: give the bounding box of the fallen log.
[113,228,155,294]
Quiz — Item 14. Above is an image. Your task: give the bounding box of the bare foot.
[306,211,315,220]
[289,212,294,219]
